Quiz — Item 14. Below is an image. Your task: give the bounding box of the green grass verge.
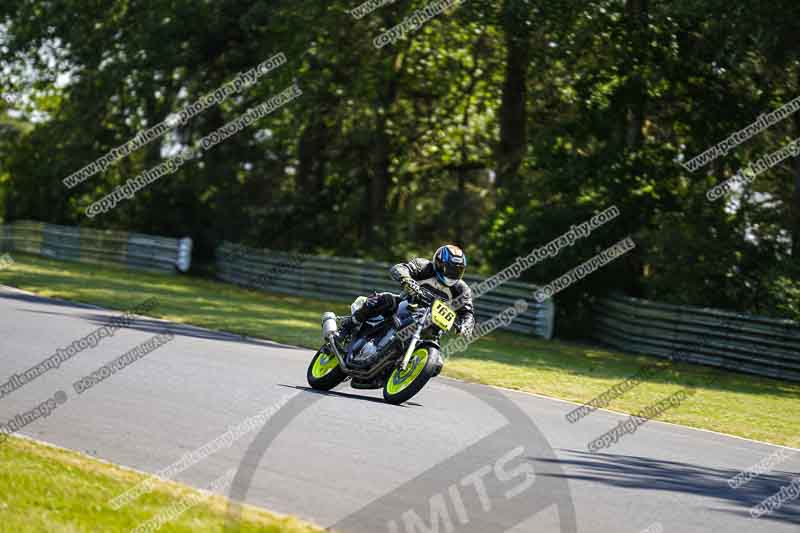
[1,253,798,450]
[0,435,325,532]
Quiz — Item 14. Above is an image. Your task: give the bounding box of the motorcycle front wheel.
[382,347,439,405]
[307,345,346,390]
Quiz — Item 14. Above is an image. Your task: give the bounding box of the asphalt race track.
[1,285,798,532]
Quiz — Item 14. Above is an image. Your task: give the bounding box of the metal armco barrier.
[216,242,555,339]
[594,292,800,381]
[0,220,192,274]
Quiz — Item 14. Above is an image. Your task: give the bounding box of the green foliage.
[0,0,798,334]
[763,265,800,321]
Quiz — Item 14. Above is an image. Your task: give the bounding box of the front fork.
[400,308,430,370]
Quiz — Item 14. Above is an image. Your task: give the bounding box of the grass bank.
[0,435,325,532]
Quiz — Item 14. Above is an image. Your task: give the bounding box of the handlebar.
[403,285,436,307]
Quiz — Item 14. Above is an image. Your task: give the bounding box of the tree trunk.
[495,1,529,192]
[793,112,800,259]
[621,0,649,293]
[365,56,401,247]
[624,0,648,152]
[297,117,329,197]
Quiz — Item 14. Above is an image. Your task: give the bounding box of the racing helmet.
[432,245,467,287]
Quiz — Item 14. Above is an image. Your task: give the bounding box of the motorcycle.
[306,286,457,404]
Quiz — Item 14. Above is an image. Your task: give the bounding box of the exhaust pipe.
[320,311,402,380]
[321,312,338,341]
[321,312,350,372]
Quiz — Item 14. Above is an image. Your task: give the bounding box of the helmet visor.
[441,261,465,281]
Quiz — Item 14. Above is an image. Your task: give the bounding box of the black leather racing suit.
[351,258,475,337]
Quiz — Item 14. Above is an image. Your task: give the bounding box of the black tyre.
[307,345,346,390]
[382,346,440,404]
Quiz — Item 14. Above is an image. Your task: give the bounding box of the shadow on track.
[277,383,422,407]
[538,450,799,524]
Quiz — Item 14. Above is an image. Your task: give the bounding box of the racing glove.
[453,317,474,337]
[400,278,422,300]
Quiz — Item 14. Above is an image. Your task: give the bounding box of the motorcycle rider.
[337,244,475,340]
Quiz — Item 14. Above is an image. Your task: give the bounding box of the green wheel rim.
[386,348,429,395]
[311,350,339,378]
